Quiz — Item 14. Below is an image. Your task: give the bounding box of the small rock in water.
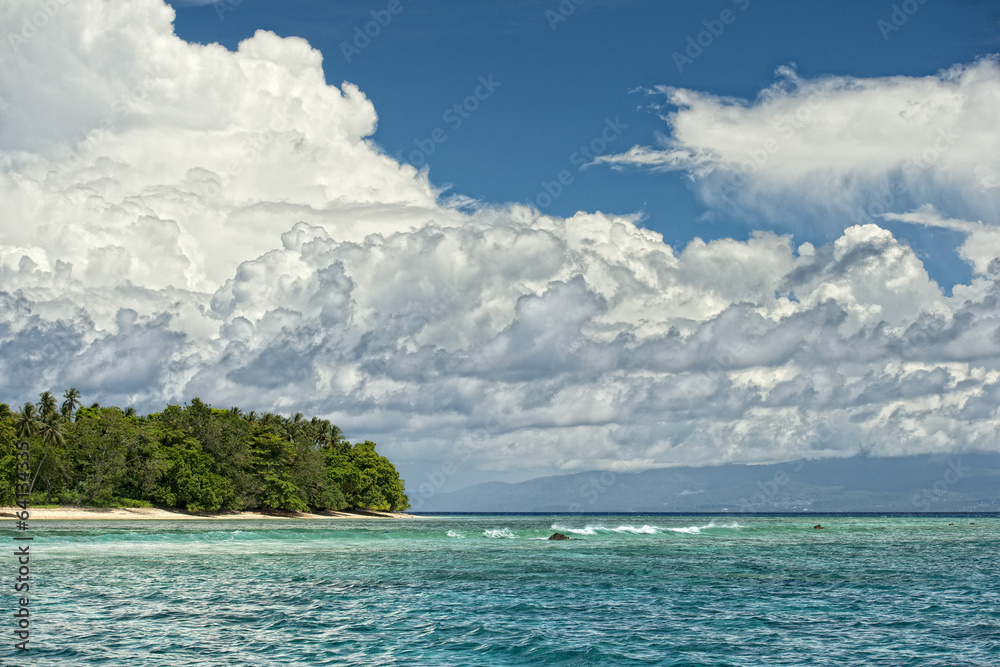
[813,524,824,529]
[548,532,570,540]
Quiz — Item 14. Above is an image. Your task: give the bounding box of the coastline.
[0,506,416,520]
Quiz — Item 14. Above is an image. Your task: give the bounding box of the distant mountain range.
[416,453,1000,513]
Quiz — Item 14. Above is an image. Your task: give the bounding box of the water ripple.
[7,515,999,665]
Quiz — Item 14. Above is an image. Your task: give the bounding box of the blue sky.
[4,0,1000,492]
[169,0,1000,290]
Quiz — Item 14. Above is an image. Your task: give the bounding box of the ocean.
[6,514,998,665]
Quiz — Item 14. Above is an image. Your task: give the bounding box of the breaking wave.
[664,521,742,534]
[550,521,742,536]
[483,528,517,539]
[550,524,599,536]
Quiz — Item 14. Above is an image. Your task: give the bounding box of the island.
[0,390,410,515]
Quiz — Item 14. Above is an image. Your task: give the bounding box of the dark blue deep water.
[6,515,998,665]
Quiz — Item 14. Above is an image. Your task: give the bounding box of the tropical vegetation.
[0,391,408,512]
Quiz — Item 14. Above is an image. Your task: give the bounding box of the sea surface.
[4,514,998,666]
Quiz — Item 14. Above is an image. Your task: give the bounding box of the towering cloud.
[1,0,998,487]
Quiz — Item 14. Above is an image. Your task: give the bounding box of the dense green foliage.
[0,392,408,512]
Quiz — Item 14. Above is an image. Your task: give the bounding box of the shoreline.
[0,506,416,521]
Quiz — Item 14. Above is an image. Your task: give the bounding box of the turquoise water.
[5,515,998,665]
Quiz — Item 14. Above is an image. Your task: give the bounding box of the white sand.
[0,506,415,520]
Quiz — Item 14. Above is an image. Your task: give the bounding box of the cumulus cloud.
[1,0,999,489]
[885,205,1000,276]
[597,60,1000,230]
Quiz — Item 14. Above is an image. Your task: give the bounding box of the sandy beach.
[0,506,415,520]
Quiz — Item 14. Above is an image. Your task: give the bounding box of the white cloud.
[1,0,442,298]
[885,205,1000,276]
[597,60,1000,230]
[1,0,999,490]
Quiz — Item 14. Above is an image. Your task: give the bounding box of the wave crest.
[665,521,742,534]
[483,528,516,539]
[549,521,743,536]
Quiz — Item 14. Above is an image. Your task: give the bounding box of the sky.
[2,0,1000,500]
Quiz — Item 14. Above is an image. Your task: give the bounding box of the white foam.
[551,523,661,535]
[665,520,743,534]
[446,530,465,539]
[483,528,516,539]
[612,524,660,534]
[551,524,598,536]
[546,520,744,537]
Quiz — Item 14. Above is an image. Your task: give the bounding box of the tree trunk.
[27,445,50,496]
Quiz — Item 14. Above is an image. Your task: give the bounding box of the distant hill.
[416,453,1000,513]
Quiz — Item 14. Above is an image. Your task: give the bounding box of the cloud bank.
[2,0,999,487]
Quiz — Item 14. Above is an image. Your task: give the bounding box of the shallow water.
[6,515,999,665]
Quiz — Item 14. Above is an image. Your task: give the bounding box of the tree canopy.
[0,392,408,512]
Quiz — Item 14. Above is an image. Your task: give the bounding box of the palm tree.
[61,388,82,419]
[124,406,137,418]
[37,391,58,420]
[16,403,41,439]
[39,417,66,448]
[30,416,66,495]
[325,423,345,450]
[283,412,306,441]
